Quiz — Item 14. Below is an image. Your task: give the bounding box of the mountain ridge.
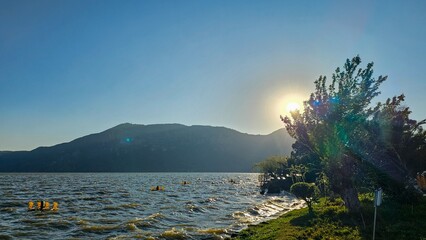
[0,123,293,172]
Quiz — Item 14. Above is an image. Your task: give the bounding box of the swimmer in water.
[52,202,58,211]
[38,201,44,211]
[28,201,34,211]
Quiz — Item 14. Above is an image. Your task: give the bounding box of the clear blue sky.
[1,0,425,150]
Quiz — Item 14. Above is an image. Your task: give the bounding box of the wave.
[230,193,305,231]
[0,234,12,240]
[81,224,120,233]
[160,227,188,239]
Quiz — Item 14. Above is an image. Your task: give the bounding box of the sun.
[287,102,300,112]
[275,94,304,117]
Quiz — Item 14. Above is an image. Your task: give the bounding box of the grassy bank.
[234,195,426,240]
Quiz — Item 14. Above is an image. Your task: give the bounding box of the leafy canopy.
[282,56,425,211]
[290,182,319,213]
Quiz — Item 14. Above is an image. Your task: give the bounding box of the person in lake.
[28,201,34,211]
[39,201,44,211]
[156,186,160,190]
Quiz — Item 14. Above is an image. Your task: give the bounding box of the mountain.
[0,123,294,172]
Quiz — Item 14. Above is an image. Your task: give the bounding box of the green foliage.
[281,56,426,212]
[369,94,426,175]
[289,141,322,183]
[290,182,319,213]
[254,156,290,179]
[256,156,294,194]
[234,198,362,240]
[288,164,308,183]
[234,196,426,240]
[315,172,330,198]
[255,156,317,193]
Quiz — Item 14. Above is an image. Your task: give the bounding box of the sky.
[1,0,425,151]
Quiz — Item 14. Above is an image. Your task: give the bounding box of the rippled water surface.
[0,173,302,239]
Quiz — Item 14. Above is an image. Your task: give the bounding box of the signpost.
[372,188,382,240]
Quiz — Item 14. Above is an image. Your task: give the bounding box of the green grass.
[233,196,426,240]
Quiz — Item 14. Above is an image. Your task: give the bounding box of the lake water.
[0,173,303,239]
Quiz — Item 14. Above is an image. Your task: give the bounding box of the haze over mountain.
[0,123,293,172]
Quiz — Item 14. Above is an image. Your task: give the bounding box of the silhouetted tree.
[282,56,424,212]
[369,95,426,176]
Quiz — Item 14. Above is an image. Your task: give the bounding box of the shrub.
[291,182,319,213]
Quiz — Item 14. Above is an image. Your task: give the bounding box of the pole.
[372,205,377,240]
[372,188,382,240]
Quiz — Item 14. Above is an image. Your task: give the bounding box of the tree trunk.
[341,186,361,212]
[330,153,361,213]
[306,200,314,214]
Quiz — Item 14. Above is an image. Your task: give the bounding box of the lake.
[0,173,302,239]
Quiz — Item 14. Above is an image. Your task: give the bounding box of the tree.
[290,182,319,213]
[288,164,308,183]
[255,156,295,194]
[254,156,290,180]
[281,56,423,212]
[315,172,330,198]
[369,95,426,176]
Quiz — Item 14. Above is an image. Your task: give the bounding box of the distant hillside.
[0,123,294,172]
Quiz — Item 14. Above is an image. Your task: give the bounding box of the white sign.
[374,188,382,207]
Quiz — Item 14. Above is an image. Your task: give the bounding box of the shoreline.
[232,196,426,239]
[228,194,305,238]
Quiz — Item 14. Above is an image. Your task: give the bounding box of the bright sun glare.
[287,102,300,112]
[276,95,304,117]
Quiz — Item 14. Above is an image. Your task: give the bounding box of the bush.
[291,182,319,213]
